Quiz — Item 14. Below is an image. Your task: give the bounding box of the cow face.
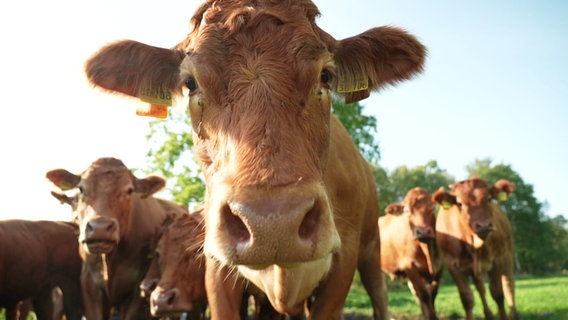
[47,157,165,255]
[150,213,206,317]
[84,0,425,310]
[433,177,515,244]
[385,187,436,242]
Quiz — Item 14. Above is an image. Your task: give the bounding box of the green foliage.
[144,109,204,208]
[332,96,380,163]
[372,160,454,215]
[466,158,568,274]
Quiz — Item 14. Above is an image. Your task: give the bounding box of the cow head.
[84,0,425,311]
[47,157,166,255]
[385,187,436,242]
[433,177,515,245]
[150,212,206,318]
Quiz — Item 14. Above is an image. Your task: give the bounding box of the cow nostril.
[222,203,251,243]
[299,199,321,240]
[166,290,176,306]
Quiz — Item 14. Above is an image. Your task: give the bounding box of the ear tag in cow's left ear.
[441,200,452,209]
[337,78,369,93]
[497,191,508,202]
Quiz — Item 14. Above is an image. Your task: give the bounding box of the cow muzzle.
[204,184,340,267]
[81,217,119,254]
[150,287,189,317]
[472,220,494,240]
[413,226,435,243]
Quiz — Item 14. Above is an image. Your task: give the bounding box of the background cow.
[47,157,188,320]
[0,220,83,320]
[433,177,518,320]
[379,187,443,320]
[84,1,426,319]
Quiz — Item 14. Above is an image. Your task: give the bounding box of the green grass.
[345,274,568,319]
[2,275,566,319]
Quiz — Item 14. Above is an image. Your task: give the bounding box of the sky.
[0,0,566,222]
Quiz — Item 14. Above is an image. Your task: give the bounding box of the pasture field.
[2,274,566,319]
[345,274,568,319]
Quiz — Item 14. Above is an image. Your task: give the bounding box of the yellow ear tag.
[497,191,508,202]
[337,78,369,93]
[136,103,168,119]
[136,87,172,118]
[441,200,452,209]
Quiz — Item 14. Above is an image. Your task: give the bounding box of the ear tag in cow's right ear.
[136,103,168,119]
[497,191,508,202]
[441,200,452,209]
[136,87,172,118]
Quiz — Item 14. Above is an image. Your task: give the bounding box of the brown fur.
[433,177,518,320]
[380,188,442,320]
[47,158,188,320]
[84,1,426,319]
[0,220,83,320]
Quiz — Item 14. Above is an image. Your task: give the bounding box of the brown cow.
[148,211,207,319]
[0,220,83,320]
[46,157,188,320]
[380,187,443,320]
[141,211,285,320]
[84,1,426,319]
[433,177,518,320]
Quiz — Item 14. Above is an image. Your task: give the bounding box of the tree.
[373,161,454,215]
[144,109,204,209]
[466,158,564,274]
[332,96,380,163]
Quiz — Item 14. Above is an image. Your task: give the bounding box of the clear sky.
[1,0,566,221]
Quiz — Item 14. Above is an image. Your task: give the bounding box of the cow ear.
[332,26,426,104]
[135,176,166,198]
[385,204,404,215]
[432,187,455,209]
[490,179,515,202]
[46,169,81,191]
[85,40,185,100]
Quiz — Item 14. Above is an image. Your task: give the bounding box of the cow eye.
[127,187,134,195]
[321,69,332,84]
[185,77,198,92]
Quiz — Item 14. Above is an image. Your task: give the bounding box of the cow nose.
[207,185,341,266]
[413,227,435,242]
[140,278,158,299]
[85,217,118,241]
[473,220,494,239]
[151,288,179,315]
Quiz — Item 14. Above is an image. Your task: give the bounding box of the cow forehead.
[452,179,490,206]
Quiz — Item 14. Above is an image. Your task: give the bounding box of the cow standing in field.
[47,157,188,320]
[84,1,426,318]
[433,177,518,320]
[0,220,83,320]
[379,187,443,320]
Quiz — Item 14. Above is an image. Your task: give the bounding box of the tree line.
[143,98,568,275]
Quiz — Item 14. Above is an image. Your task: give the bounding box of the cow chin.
[238,256,332,315]
[83,240,116,254]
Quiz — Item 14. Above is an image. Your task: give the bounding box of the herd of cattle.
[1,1,520,320]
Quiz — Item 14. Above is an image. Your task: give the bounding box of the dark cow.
[379,187,443,320]
[0,220,82,320]
[47,157,188,320]
[433,177,518,320]
[84,1,426,318]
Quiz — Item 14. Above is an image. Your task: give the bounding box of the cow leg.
[406,267,437,320]
[446,263,475,320]
[205,257,246,320]
[58,278,84,320]
[472,273,494,320]
[309,250,360,320]
[32,285,56,319]
[357,239,389,320]
[500,274,518,320]
[119,293,152,320]
[81,268,111,320]
[4,301,21,320]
